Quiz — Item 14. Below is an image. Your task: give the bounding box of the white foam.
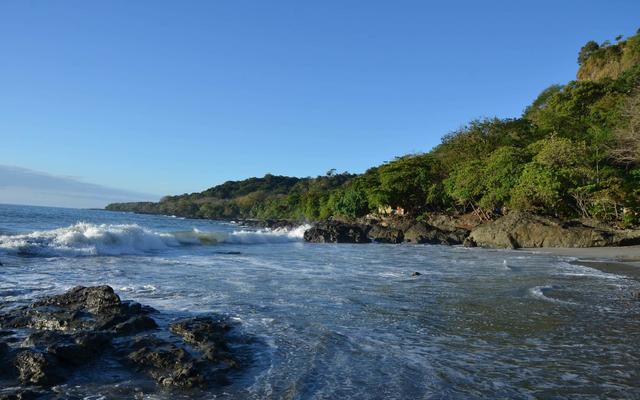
[0,222,178,256]
[529,285,575,305]
[225,225,310,244]
[0,222,310,257]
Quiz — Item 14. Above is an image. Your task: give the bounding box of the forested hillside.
[107,30,640,226]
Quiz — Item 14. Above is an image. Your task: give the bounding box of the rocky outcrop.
[0,286,243,396]
[303,217,471,245]
[403,222,468,245]
[0,285,157,334]
[367,225,404,243]
[303,221,371,243]
[468,211,640,248]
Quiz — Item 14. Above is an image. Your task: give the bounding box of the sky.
[1,1,639,208]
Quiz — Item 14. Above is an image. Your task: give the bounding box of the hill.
[107,29,640,227]
[577,31,640,81]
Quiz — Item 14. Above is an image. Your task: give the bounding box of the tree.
[510,138,589,216]
[610,86,640,165]
[578,40,600,65]
[333,188,369,218]
[377,154,442,214]
[510,163,564,214]
[444,159,485,211]
[479,146,527,211]
[435,118,533,170]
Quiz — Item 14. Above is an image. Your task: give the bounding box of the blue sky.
[1,1,639,207]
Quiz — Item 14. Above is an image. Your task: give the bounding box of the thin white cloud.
[0,165,159,209]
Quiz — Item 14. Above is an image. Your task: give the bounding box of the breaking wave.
[0,222,310,257]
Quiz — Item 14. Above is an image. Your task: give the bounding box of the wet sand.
[520,246,640,280]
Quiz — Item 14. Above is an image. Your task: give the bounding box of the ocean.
[1,203,639,399]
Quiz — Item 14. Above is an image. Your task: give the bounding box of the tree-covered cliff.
[107,30,640,226]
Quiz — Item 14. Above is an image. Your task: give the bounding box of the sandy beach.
[521,246,640,280]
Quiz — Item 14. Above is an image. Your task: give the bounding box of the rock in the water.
[367,225,404,244]
[170,316,236,365]
[0,388,44,400]
[112,315,158,336]
[0,285,156,335]
[468,211,640,248]
[303,221,371,243]
[15,350,63,386]
[411,271,422,276]
[0,285,243,395]
[126,337,205,388]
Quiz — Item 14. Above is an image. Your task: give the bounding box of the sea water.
[1,204,639,399]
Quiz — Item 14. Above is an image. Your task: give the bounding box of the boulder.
[0,286,156,335]
[468,211,640,248]
[403,222,468,245]
[367,225,404,244]
[303,221,371,243]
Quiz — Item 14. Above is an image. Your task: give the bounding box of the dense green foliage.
[108,30,640,226]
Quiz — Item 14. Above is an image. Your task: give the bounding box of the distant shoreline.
[520,246,640,280]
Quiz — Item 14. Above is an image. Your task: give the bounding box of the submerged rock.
[468,211,640,248]
[303,221,371,243]
[0,285,243,395]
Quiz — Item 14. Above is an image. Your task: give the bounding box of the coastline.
[520,246,640,280]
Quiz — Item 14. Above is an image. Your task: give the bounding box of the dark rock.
[0,388,44,400]
[127,339,205,388]
[0,286,156,335]
[403,222,466,245]
[0,340,14,378]
[463,237,477,247]
[15,350,64,386]
[303,221,371,243]
[0,341,8,357]
[53,332,111,366]
[468,211,640,248]
[0,286,243,394]
[411,272,422,276]
[367,225,404,244]
[424,213,480,232]
[170,316,230,348]
[112,315,158,336]
[170,316,236,366]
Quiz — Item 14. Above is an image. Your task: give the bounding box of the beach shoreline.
[520,246,640,280]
